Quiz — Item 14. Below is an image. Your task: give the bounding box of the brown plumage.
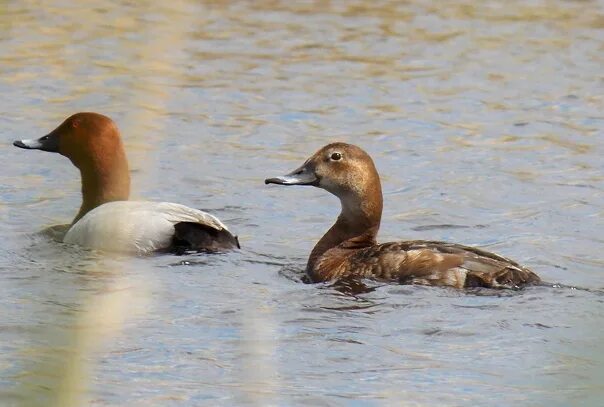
[266,142,540,289]
[14,112,131,224]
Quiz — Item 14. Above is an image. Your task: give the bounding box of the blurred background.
[0,0,603,405]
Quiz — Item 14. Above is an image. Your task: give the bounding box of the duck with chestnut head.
[266,142,540,289]
[14,112,239,254]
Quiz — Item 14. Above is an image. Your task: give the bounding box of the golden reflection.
[538,134,593,154]
[15,274,151,407]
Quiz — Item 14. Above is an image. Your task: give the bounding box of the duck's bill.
[265,165,318,186]
[13,134,59,152]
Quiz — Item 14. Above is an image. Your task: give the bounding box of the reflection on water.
[1,0,603,405]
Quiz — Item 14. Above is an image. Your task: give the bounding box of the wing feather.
[320,240,539,288]
[64,201,228,254]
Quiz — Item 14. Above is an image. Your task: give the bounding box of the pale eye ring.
[330,152,342,161]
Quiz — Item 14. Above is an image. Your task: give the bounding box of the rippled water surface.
[1,0,603,405]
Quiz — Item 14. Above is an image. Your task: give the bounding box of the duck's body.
[266,142,540,289]
[311,239,538,288]
[64,201,238,254]
[14,112,239,254]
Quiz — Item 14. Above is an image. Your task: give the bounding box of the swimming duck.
[14,112,239,254]
[265,143,540,288]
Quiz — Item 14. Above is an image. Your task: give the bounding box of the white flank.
[63,201,227,254]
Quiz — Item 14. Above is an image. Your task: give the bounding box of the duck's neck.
[72,150,130,224]
[307,187,383,272]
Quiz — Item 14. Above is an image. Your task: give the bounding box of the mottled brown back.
[311,240,540,289]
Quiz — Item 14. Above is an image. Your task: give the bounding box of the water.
[1,0,603,405]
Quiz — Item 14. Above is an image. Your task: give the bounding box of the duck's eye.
[330,152,342,161]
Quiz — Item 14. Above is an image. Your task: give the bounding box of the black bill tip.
[13,140,31,149]
[265,177,283,185]
[12,135,59,152]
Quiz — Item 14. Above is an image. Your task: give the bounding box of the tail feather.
[465,266,540,289]
[171,222,240,254]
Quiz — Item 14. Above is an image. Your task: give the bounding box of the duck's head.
[13,112,123,169]
[265,142,383,218]
[14,112,130,222]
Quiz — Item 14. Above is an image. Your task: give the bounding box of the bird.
[265,142,540,289]
[14,112,239,254]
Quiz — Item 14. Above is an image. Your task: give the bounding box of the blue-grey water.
[1,1,603,405]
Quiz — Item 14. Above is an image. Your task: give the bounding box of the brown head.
[14,112,131,223]
[265,142,383,231]
[266,143,384,273]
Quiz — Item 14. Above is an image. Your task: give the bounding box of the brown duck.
[265,142,540,289]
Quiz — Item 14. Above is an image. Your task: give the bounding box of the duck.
[265,142,540,289]
[13,112,239,254]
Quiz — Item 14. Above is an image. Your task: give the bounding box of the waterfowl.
[265,143,540,289]
[14,112,239,254]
